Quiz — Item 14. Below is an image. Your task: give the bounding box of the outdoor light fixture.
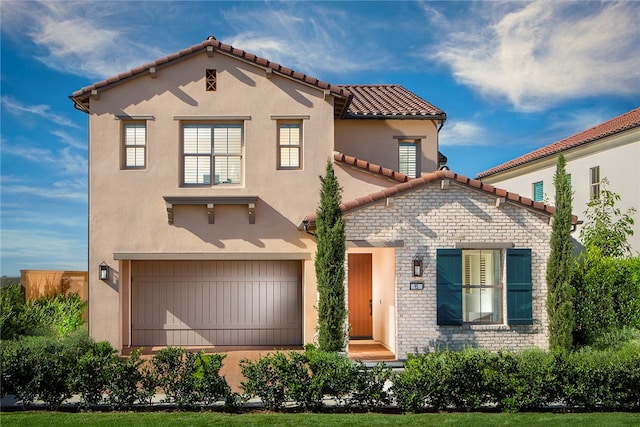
[99,262,109,281]
[412,256,423,277]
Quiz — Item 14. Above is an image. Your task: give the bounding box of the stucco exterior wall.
[344,180,552,359]
[335,119,440,175]
[480,130,640,255]
[87,52,335,348]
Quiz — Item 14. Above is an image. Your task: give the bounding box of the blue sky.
[1,1,639,276]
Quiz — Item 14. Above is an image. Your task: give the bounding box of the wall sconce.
[413,256,423,277]
[99,262,109,281]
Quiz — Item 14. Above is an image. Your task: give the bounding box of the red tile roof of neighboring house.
[300,168,571,231]
[477,107,640,178]
[339,85,446,119]
[70,38,445,121]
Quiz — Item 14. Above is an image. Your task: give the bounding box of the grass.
[1,411,640,426]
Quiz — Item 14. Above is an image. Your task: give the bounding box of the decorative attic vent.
[206,69,217,91]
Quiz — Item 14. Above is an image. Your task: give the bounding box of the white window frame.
[589,166,600,200]
[398,140,419,178]
[462,249,503,324]
[123,122,147,169]
[278,122,302,170]
[182,122,243,186]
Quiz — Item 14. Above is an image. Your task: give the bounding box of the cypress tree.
[546,154,575,351]
[315,159,347,352]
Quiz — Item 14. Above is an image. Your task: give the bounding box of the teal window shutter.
[436,249,462,325]
[506,248,533,325]
[533,181,543,202]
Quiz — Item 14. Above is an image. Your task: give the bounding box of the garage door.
[131,260,302,347]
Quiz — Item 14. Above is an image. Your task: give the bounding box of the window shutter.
[437,249,463,325]
[506,248,533,325]
[533,181,543,202]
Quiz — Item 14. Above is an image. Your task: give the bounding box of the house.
[477,107,640,255]
[70,37,554,360]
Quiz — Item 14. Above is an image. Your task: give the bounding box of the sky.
[1,1,639,277]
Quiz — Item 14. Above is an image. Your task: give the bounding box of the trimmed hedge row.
[394,345,640,412]
[1,334,233,410]
[2,337,639,412]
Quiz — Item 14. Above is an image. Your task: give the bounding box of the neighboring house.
[70,37,555,360]
[477,107,640,255]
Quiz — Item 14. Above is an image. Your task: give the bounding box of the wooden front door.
[348,253,373,338]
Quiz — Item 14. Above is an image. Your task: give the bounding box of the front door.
[348,253,373,338]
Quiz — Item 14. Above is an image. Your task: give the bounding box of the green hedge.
[2,339,639,412]
[572,251,640,346]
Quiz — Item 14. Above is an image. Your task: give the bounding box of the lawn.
[2,411,640,426]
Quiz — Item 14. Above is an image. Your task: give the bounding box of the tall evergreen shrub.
[546,154,575,351]
[315,160,347,352]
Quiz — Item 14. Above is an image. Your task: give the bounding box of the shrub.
[392,351,455,412]
[347,361,394,411]
[573,251,640,346]
[485,349,556,412]
[197,353,233,408]
[151,347,201,409]
[0,284,27,340]
[23,292,86,339]
[557,346,640,410]
[240,352,289,411]
[73,341,117,408]
[106,348,151,410]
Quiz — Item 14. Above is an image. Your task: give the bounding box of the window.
[183,123,242,185]
[398,142,418,178]
[589,166,600,200]
[278,123,301,169]
[437,248,532,326]
[123,122,146,169]
[462,250,502,322]
[532,181,544,202]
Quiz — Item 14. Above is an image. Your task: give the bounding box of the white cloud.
[1,0,166,79]
[1,96,81,129]
[2,137,87,175]
[430,1,640,111]
[1,177,87,203]
[223,5,389,76]
[439,120,492,146]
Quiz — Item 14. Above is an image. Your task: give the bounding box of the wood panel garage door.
[131,260,302,346]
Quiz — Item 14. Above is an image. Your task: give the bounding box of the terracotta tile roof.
[70,38,446,121]
[299,169,571,230]
[70,36,350,114]
[477,107,640,178]
[334,152,410,183]
[339,85,446,119]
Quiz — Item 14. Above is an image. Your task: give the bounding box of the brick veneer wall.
[344,180,552,360]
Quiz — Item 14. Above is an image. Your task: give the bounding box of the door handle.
[369,299,372,316]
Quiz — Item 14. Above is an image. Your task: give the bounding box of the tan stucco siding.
[87,52,335,348]
[335,119,440,175]
[344,181,552,359]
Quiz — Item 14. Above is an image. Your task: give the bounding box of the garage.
[131,260,302,347]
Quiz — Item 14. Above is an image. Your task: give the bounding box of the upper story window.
[123,122,146,169]
[532,181,544,202]
[278,122,302,169]
[182,123,242,185]
[589,166,600,200]
[398,141,418,178]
